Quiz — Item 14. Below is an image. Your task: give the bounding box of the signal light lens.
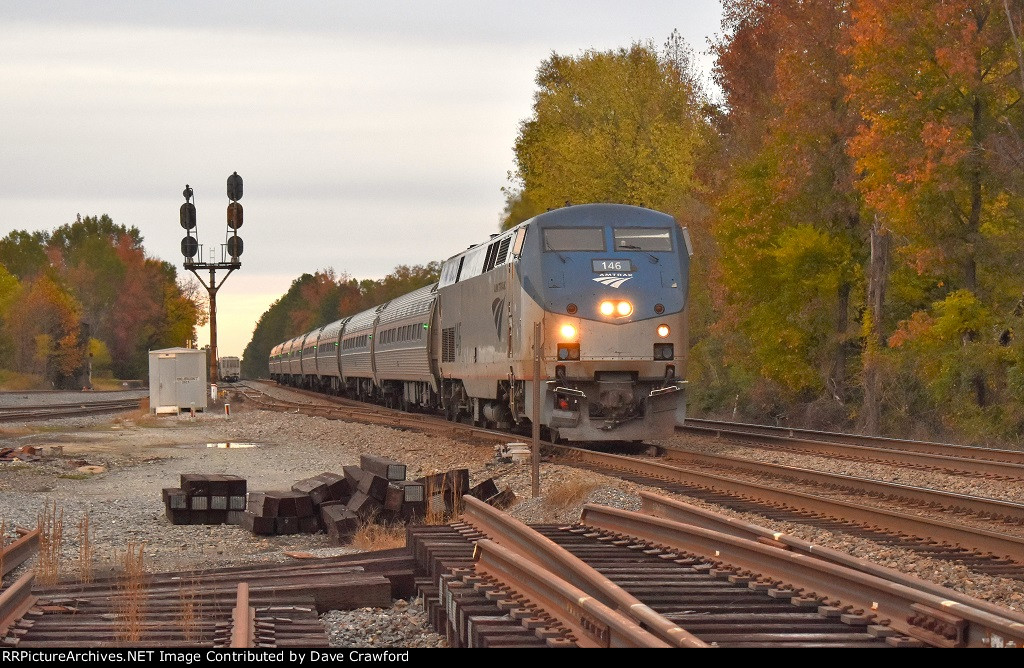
[560,324,577,340]
[616,301,632,316]
[599,301,615,316]
[657,324,670,338]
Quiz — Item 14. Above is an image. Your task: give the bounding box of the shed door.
[156,353,177,408]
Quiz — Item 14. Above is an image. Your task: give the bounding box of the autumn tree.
[4,275,84,385]
[502,37,710,228]
[848,0,1024,437]
[848,0,1024,296]
[0,214,203,382]
[711,0,864,421]
[44,215,202,378]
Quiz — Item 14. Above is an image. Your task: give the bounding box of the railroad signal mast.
[179,172,244,396]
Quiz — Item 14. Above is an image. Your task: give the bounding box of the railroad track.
[0,399,142,423]
[564,448,1024,578]
[234,382,512,446]
[680,418,1024,479]
[6,492,1024,648]
[410,495,1024,647]
[1,549,415,648]
[238,382,1024,578]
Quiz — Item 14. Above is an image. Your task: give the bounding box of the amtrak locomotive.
[269,203,691,442]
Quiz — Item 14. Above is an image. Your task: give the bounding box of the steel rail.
[0,400,141,422]
[472,539,668,648]
[683,418,1024,466]
[239,385,512,445]
[677,422,1024,480]
[229,582,256,648]
[651,446,1024,524]
[563,448,1024,563]
[579,504,1024,648]
[461,495,706,647]
[637,490,1024,627]
[0,571,37,638]
[1,527,40,578]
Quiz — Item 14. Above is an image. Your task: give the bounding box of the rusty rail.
[0,400,141,422]
[0,571,37,638]
[1,528,40,578]
[461,495,706,647]
[638,490,1024,626]
[579,503,1024,648]
[229,583,255,648]
[239,384,510,445]
[657,446,1024,523]
[564,448,1024,564]
[472,539,667,648]
[683,418,1024,466]
[678,420,1024,480]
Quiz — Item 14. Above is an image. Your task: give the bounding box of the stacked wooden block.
[168,455,518,544]
[467,477,516,509]
[341,455,426,528]
[162,474,247,525]
[241,472,351,537]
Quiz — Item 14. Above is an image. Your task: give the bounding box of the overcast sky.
[0,1,723,358]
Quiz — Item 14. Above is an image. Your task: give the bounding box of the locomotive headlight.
[616,301,632,316]
[657,324,670,338]
[599,301,615,316]
[560,324,577,340]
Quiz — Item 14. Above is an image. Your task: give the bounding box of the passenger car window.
[543,227,605,251]
[613,228,672,252]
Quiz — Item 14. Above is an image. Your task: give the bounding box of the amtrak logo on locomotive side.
[593,274,633,289]
[491,297,505,340]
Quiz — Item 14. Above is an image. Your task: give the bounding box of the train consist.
[218,356,241,382]
[269,203,691,441]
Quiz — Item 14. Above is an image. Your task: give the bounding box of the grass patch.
[117,542,147,643]
[0,370,50,391]
[349,521,407,551]
[545,479,600,510]
[37,501,64,586]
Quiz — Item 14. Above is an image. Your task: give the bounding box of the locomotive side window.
[543,227,605,251]
[613,228,672,252]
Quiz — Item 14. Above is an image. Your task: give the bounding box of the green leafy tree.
[0,230,49,280]
[502,37,709,228]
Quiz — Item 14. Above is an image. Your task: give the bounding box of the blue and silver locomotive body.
[270,203,690,442]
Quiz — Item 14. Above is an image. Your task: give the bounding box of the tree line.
[0,215,204,386]
[498,2,1024,444]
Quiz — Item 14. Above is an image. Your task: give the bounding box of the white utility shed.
[149,347,207,414]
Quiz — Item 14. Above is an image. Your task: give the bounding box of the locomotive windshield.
[543,227,605,251]
[613,228,672,252]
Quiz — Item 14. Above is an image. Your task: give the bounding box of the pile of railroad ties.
[161,454,514,544]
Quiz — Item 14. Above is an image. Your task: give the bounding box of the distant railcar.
[218,356,241,382]
[269,203,691,442]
